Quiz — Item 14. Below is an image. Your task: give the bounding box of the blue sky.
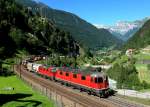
[38,0,150,25]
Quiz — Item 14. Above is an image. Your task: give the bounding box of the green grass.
[135,64,150,84]
[0,76,55,107]
[139,89,150,92]
[136,64,148,70]
[134,53,150,60]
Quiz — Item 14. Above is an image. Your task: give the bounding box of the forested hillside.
[0,0,79,60]
[16,0,122,50]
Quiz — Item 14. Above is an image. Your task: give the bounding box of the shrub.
[147,64,150,70]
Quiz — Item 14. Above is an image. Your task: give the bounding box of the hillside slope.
[124,19,150,49]
[16,0,122,50]
[0,0,79,60]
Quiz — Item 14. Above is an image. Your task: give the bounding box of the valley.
[0,0,150,106]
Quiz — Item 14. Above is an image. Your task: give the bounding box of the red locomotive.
[26,62,112,97]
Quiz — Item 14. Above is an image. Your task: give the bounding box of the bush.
[0,68,14,77]
[147,64,150,70]
[142,81,150,89]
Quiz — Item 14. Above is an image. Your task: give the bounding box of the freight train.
[24,62,114,97]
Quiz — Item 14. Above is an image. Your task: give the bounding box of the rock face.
[15,0,122,50]
[94,17,150,41]
[123,19,150,49]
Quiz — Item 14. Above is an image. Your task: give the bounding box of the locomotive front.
[90,72,110,97]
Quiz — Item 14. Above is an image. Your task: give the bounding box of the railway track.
[105,95,149,107]
[73,88,148,107]
[15,65,114,107]
[15,65,149,107]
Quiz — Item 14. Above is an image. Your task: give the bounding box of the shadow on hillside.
[0,93,42,106]
[0,68,15,77]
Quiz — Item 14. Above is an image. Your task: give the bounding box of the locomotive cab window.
[91,77,94,82]
[98,77,103,83]
[73,74,77,78]
[81,76,86,80]
[66,73,69,76]
[60,71,63,75]
[95,77,103,83]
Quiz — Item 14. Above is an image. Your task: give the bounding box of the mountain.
[0,0,79,59]
[123,19,150,49]
[15,0,122,50]
[94,17,150,41]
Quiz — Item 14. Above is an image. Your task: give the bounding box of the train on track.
[23,61,114,97]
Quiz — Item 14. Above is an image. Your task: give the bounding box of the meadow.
[0,75,55,107]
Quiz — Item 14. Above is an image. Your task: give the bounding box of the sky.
[37,0,150,26]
